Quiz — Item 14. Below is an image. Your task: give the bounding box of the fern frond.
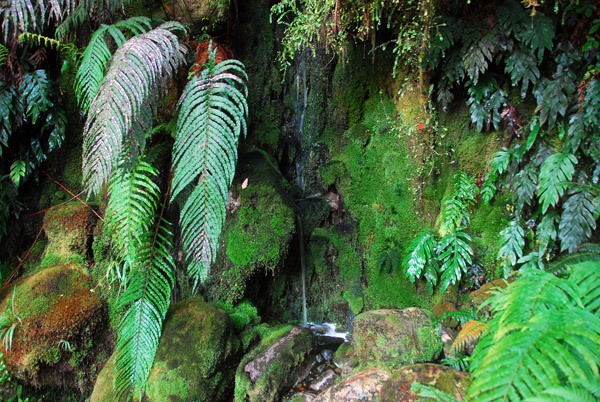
[436,307,479,327]
[480,172,497,204]
[403,231,438,288]
[412,382,461,402]
[171,51,248,284]
[437,230,473,293]
[105,159,160,283]
[450,320,487,355]
[545,243,600,277]
[20,69,53,125]
[490,147,512,175]
[559,188,596,252]
[498,219,525,277]
[114,218,176,399]
[538,152,577,214]
[569,261,600,315]
[1,0,37,41]
[82,23,186,196]
[0,44,8,67]
[76,17,153,114]
[537,212,558,256]
[510,163,537,213]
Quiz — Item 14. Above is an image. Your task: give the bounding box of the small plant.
[441,352,469,371]
[0,287,21,352]
[58,339,72,352]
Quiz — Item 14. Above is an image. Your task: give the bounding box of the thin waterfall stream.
[297,215,308,324]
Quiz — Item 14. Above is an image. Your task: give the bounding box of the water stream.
[294,50,309,193]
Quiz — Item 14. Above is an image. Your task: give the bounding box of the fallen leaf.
[242,178,249,189]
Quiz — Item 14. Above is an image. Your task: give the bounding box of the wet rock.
[91,298,239,402]
[469,279,510,317]
[353,308,442,370]
[380,364,471,401]
[309,368,339,392]
[0,264,107,393]
[313,368,390,402]
[430,302,458,327]
[167,0,227,26]
[285,391,317,402]
[235,325,317,402]
[441,324,458,357]
[332,342,359,377]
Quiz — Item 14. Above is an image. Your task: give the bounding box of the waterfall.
[297,215,308,324]
[294,51,309,193]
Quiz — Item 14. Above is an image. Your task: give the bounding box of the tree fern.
[75,17,153,114]
[170,50,248,284]
[468,264,600,401]
[82,23,186,196]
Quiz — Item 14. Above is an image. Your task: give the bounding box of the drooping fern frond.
[105,159,160,284]
[436,230,473,293]
[75,17,153,114]
[559,188,596,252]
[114,217,176,399]
[537,152,577,213]
[171,48,248,284]
[450,320,487,355]
[82,22,186,196]
[468,263,600,402]
[403,231,438,291]
[498,218,525,277]
[0,44,8,67]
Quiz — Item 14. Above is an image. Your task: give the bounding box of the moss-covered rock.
[380,364,471,401]
[468,278,510,316]
[41,202,97,269]
[0,264,107,394]
[332,341,359,377]
[313,368,390,402]
[205,150,296,305]
[353,308,442,370]
[235,325,316,402]
[91,298,240,402]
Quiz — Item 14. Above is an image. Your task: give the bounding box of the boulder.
[90,298,240,402]
[165,0,227,26]
[0,264,107,393]
[313,368,390,402]
[235,325,317,402]
[353,308,442,370]
[380,364,471,401]
[430,301,458,327]
[469,278,510,316]
[332,342,359,377]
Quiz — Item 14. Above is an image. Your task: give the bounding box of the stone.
[91,298,240,402]
[430,301,458,327]
[309,368,339,392]
[235,325,317,402]
[332,342,359,377]
[0,264,107,393]
[284,391,317,402]
[353,308,442,370]
[469,278,510,317]
[167,0,227,26]
[313,368,390,402]
[380,364,471,401]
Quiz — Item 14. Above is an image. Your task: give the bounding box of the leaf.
[510,163,537,213]
[498,218,525,277]
[450,320,488,355]
[559,189,596,253]
[517,12,555,62]
[403,231,438,287]
[546,243,600,277]
[9,160,26,187]
[82,23,186,196]
[437,230,473,293]
[537,152,577,213]
[490,148,512,175]
[19,70,53,125]
[537,212,558,256]
[505,47,540,95]
[171,49,248,284]
[480,173,497,204]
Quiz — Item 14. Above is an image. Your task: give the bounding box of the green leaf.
[511,163,537,213]
[538,152,577,213]
[171,49,248,284]
[537,212,558,256]
[505,47,540,95]
[437,230,473,293]
[559,189,596,253]
[9,160,26,187]
[490,148,512,175]
[463,30,498,84]
[498,218,525,276]
[480,173,497,204]
[403,231,438,287]
[19,70,53,125]
[518,12,555,62]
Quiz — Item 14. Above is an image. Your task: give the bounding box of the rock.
[167,0,227,26]
[441,324,458,357]
[353,308,442,370]
[0,264,107,393]
[309,368,339,392]
[469,278,510,316]
[313,368,390,402]
[380,364,471,401]
[430,301,458,327]
[235,325,317,402]
[285,391,317,402]
[41,201,97,267]
[91,298,239,402]
[332,342,359,377]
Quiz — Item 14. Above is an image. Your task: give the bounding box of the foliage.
[450,320,487,355]
[441,352,469,371]
[468,262,600,401]
[0,287,21,351]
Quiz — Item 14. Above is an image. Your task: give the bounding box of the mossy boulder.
[469,278,510,316]
[167,0,227,26]
[0,264,107,393]
[41,202,97,269]
[91,298,240,402]
[205,150,296,305]
[313,368,390,402]
[380,364,471,401]
[353,308,442,370]
[430,302,458,328]
[235,325,317,402]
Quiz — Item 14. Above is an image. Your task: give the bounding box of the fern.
[480,173,497,204]
[537,152,577,213]
[498,218,525,277]
[517,12,554,63]
[170,48,248,284]
[436,230,473,293]
[546,243,600,276]
[436,307,479,328]
[377,247,400,274]
[441,352,469,371]
[510,163,537,213]
[20,69,53,125]
[403,231,438,291]
[412,382,461,402]
[450,320,487,355]
[559,188,596,253]
[536,212,558,256]
[82,23,186,196]
[75,17,153,114]
[505,47,540,95]
[463,30,497,85]
[467,77,505,132]
[0,44,8,67]
[468,263,600,402]
[490,148,512,175]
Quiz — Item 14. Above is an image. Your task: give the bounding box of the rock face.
[90,298,240,402]
[380,364,471,401]
[0,264,107,393]
[165,0,227,26]
[312,368,390,402]
[353,308,442,370]
[235,325,317,402]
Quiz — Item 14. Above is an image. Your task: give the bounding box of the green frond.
[559,188,596,252]
[76,17,153,114]
[497,218,525,277]
[105,159,161,283]
[1,0,37,41]
[491,147,512,175]
[437,230,473,293]
[82,23,186,196]
[114,218,176,399]
[569,262,600,315]
[537,152,577,213]
[0,44,8,67]
[403,231,438,287]
[20,70,53,125]
[411,382,461,402]
[171,52,248,283]
[546,243,600,276]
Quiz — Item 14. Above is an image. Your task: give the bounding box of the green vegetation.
[0,288,21,351]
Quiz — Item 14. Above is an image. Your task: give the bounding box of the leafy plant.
[377,247,400,274]
[441,352,469,371]
[0,287,21,352]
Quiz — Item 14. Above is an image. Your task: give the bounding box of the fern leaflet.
[403,231,438,290]
[537,152,577,213]
[559,188,596,253]
[437,230,473,293]
[498,218,525,277]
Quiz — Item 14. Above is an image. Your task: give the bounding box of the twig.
[1,226,44,289]
[28,190,86,217]
[41,170,103,222]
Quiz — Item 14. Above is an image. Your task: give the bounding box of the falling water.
[294,51,309,193]
[297,215,308,324]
